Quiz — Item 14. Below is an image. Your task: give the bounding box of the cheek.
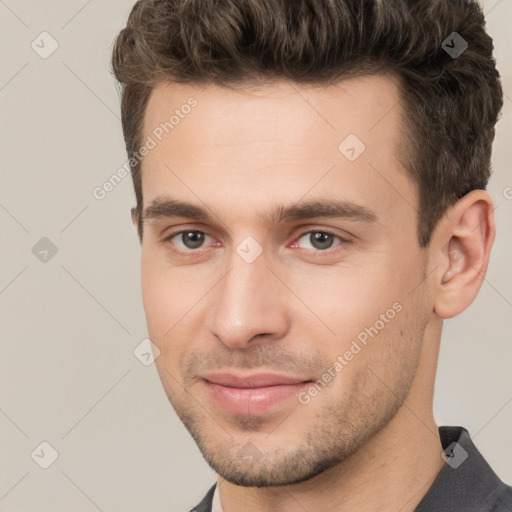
[140,259,206,374]
[287,262,423,387]
[141,271,170,336]
[326,300,423,409]
[140,251,186,335]
[287,265,404,339]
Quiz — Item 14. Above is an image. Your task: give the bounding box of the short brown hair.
[111,0,503,246]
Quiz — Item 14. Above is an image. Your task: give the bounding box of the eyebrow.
[143,196,378,226]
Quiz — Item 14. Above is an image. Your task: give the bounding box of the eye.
[164,230,213,251]
[293,230,346,252]
[162,228,348,255]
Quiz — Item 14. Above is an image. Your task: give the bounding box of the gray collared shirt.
[190,426,512,511]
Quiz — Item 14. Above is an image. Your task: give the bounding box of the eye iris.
[311,232,334,250]
[182,231,204,249]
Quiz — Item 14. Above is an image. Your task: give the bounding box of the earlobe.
[433,190,495,319]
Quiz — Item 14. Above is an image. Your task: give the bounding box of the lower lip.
[203,380,312,416]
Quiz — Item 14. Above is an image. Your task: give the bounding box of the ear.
[431,190,495,319]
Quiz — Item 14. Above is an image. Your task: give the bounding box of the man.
[111,0,511,510]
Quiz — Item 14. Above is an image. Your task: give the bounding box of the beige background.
[0,0,511,510]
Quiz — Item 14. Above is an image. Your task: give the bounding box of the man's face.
[137,76,433,486]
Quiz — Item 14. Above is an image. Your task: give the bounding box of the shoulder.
[488,483,512,511]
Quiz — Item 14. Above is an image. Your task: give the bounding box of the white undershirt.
[211,483,224,512]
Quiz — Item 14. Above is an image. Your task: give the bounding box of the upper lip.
[201,372,312,388]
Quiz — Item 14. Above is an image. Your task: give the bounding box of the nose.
[208,246,289,349]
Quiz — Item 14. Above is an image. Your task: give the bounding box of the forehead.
[139,75,415,229]
[142,74,405,150]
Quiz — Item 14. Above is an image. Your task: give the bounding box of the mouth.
[200,371,314,416]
